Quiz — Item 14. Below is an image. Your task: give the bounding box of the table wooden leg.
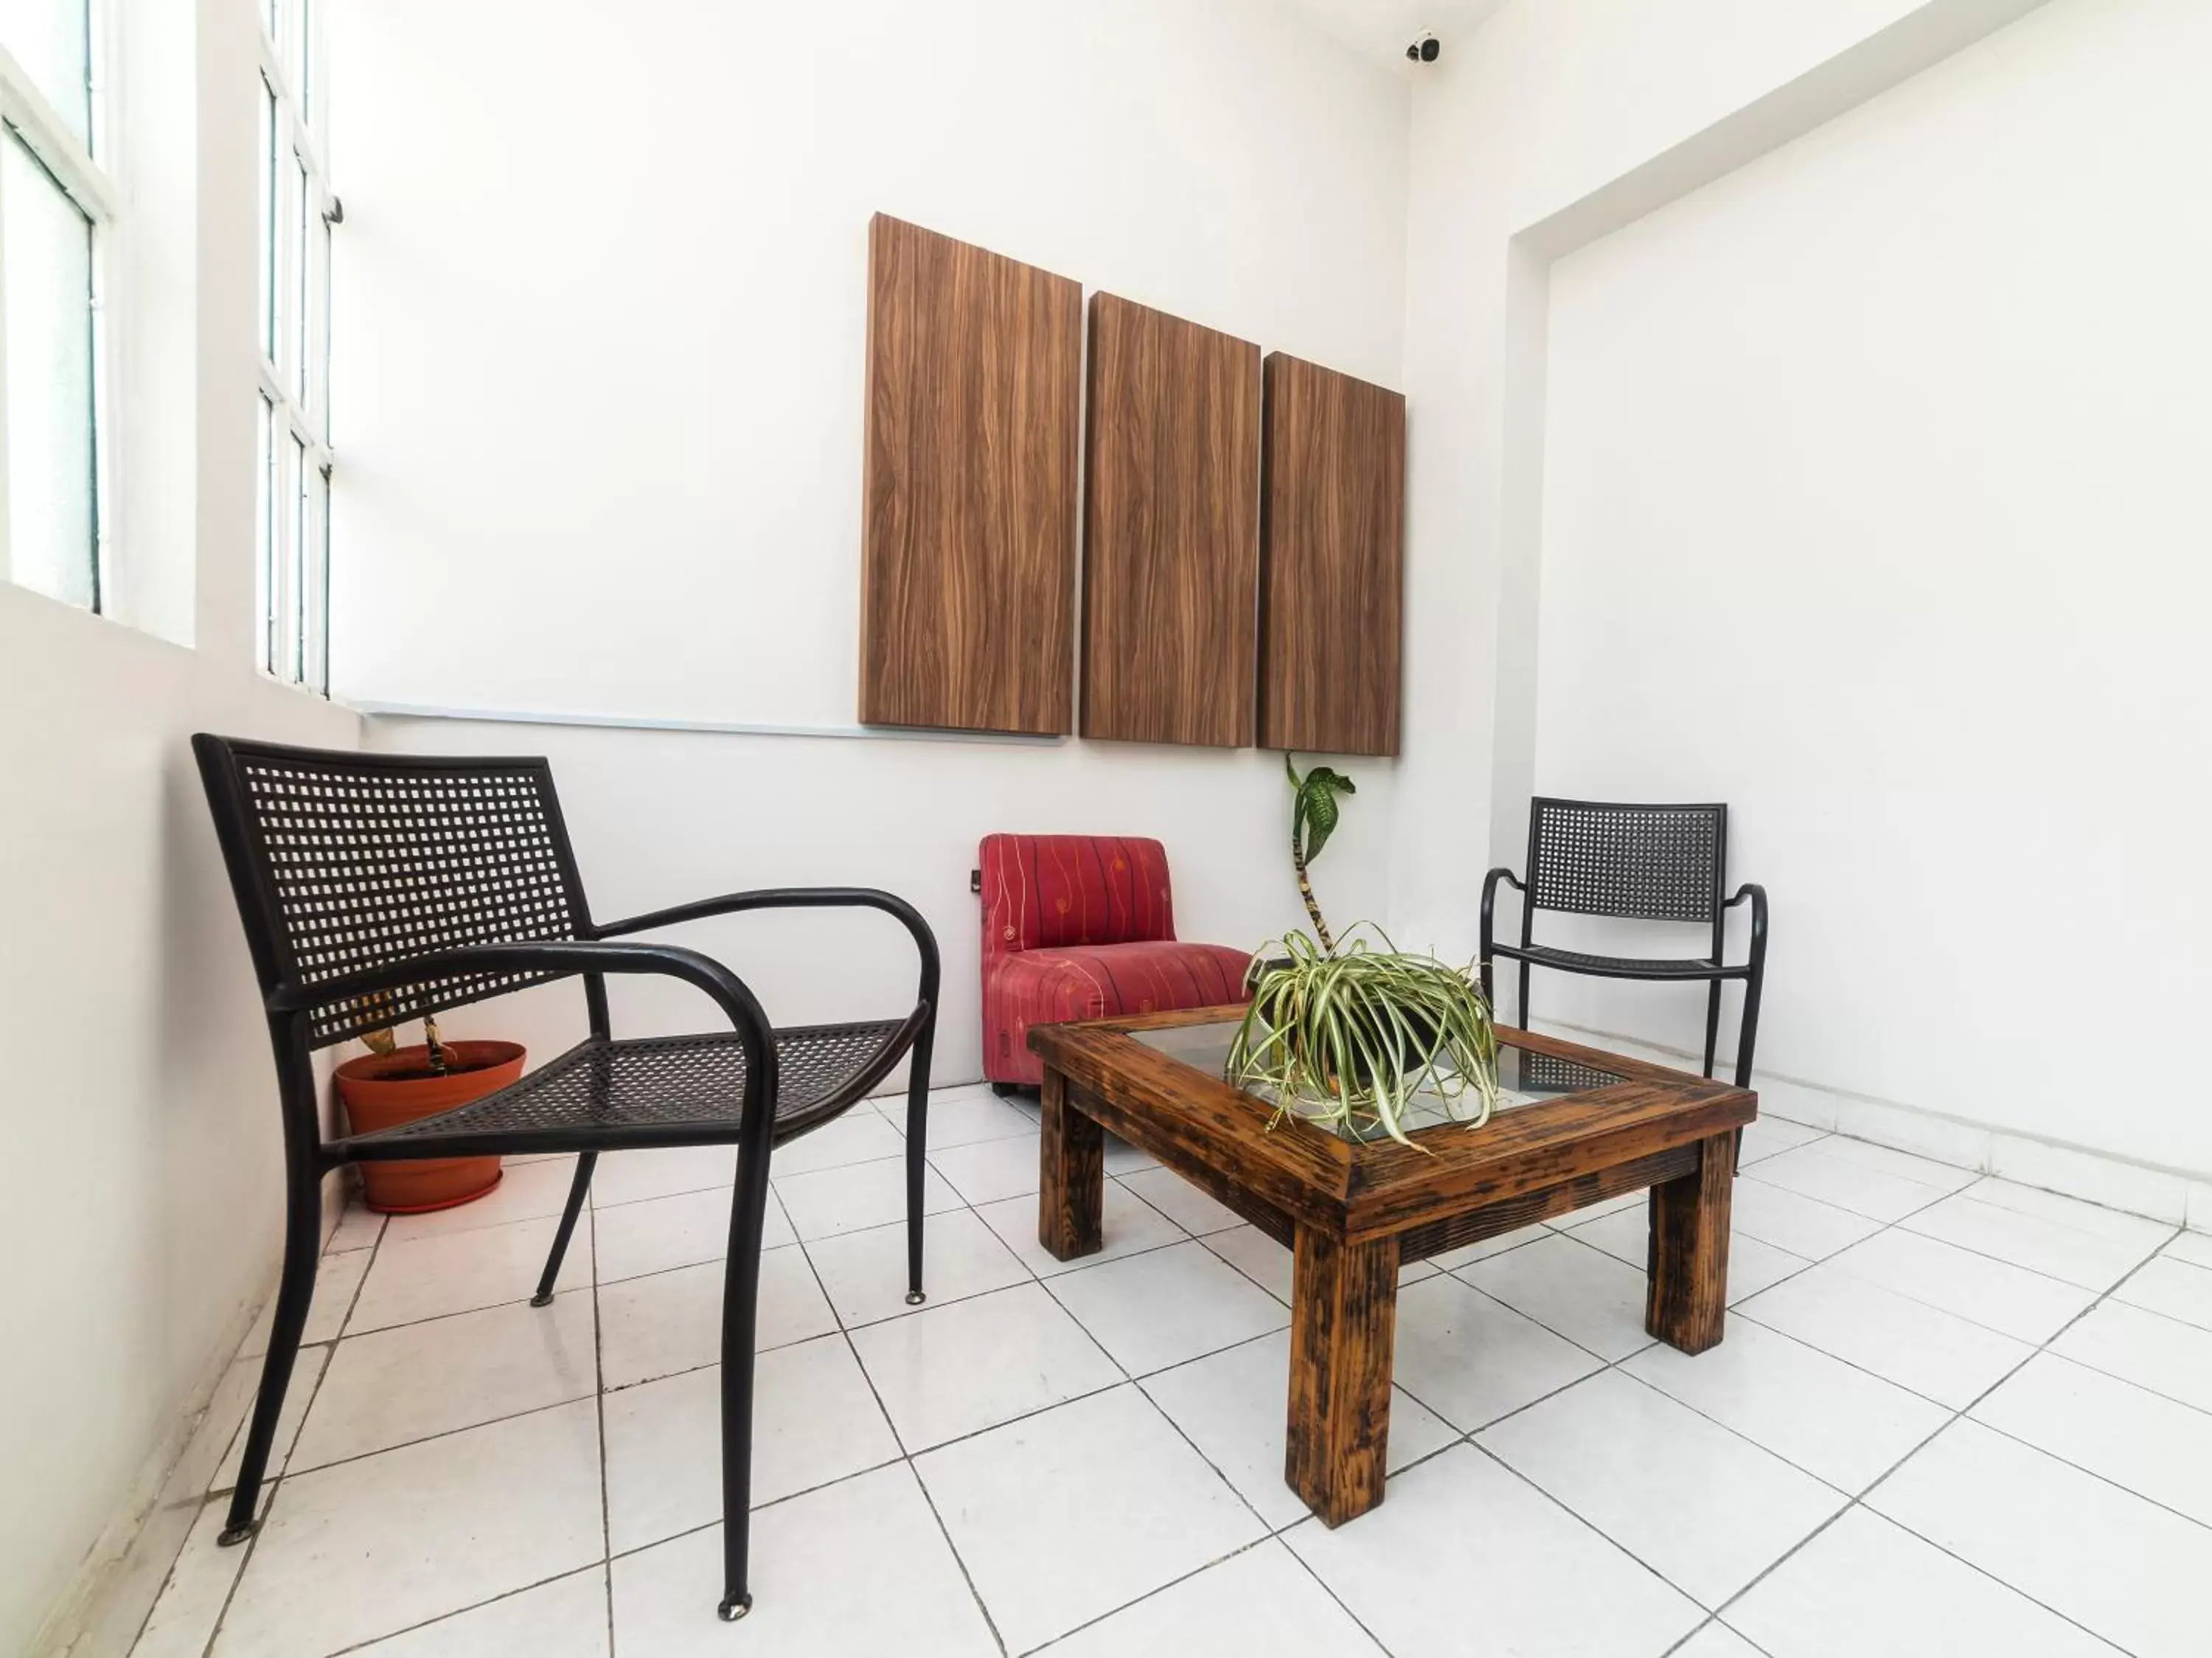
[1646,1131,1734,1353]
[1037,1068,1104,1261]
[1286,1227,1399,1527]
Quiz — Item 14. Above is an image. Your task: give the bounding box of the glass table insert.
[1133,1017,1627,1143]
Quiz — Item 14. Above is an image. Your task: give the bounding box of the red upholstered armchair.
[978,834,1253,1086]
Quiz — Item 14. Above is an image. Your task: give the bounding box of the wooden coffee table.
[1029,1007,1758,1526]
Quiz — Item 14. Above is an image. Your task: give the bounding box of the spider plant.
[1225,926,1502,1148]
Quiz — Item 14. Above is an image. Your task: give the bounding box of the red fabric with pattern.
[978,834,1252,1084]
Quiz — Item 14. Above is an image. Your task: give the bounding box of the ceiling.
[1273,0,1507,69]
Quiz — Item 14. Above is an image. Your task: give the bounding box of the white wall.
[0,2,363,1651]
[327,0,1409,723]
[1528,0,2212,1173]
[1390,0,2043,957]
[330,0,1416,1075]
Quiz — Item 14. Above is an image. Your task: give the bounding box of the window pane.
[299,0,314,127]
[304,462,328,692]
[0,0,91,149]
[3,131,96,608]
[260,78,279,364]
[291,153,308,400]
[289,432,306,680]
[317,213,332,435]
[255,395,275,670]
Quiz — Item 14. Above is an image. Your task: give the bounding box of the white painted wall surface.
[1528,0,2212,1173]
[0,3,363,1650]
[1388,0,2042,955]
[327,0,1416,1075]
[326,0,1411,724]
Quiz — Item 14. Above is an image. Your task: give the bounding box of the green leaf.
[1303,782,1340,863]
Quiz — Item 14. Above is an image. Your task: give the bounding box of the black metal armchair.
[1481,798,1767,1088]
[193,736,939,1623]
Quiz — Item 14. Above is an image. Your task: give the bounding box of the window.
[257,0,333,690]
[0,0,111,611]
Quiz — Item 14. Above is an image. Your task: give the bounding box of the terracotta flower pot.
[335,1040,526,1214]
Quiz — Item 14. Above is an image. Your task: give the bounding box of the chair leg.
[905,1034,936,1305]
[717,1159,775,1622]
[1702,981,1723,1080]
[218,1163,322,1546]
[1517,962,1532,1032]
[1735,968,1766,1092]
[532,1152,596,1307]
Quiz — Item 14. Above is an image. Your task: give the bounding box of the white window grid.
[0,15,116,610]
[258,0,334,691]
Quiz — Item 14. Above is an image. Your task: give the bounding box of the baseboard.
[1536,1018,2212,1233]
[35,1169,352,1657]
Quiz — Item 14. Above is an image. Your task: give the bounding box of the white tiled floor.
[132,1083,2208,1657]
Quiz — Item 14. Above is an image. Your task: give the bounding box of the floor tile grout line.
[1659,1614,1777,1658]
[1464,1437,1720,1620]
[862,1109,1401,1657]
[785,1203,1015,1658]
[191,1204,395,1658]
[1683,1218,2188,1654]
[588,1200,616,1657]
[1433,1169,2157,1645]
[159,1092,2187,1658]
[1885,1209,2171,1294]
[1113,1383,1399,1658]
[315,1564,609,1658]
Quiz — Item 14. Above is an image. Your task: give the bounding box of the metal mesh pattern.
[342,1023,908,1153]
[1514,1050,1629,1095]
[1526,800,1723,923]
[234,751,582,1047]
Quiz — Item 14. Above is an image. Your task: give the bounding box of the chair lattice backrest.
[195,738,591,1048]
[1524,799,1728,925]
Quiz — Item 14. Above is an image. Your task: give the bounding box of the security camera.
[1406,34,1439,63]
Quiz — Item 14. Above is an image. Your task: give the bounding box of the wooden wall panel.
[1080,293,1261,747]
[1259,353,1405,757]
[860,215,1082,734]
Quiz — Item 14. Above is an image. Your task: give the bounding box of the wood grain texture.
[1395,1144,1700,1264]
[1286,1227,1399,1527]
[1026,1010,1756,1527]
[1027,1012,1756,1245]
[1037,1068,1105,1260]
[1646,1132,1736,1353]
[1258,353,1405,756]
[1080,293,1261,746]
[860,214,1082,733]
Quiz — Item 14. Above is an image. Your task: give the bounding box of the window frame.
[0,12,117,611]
[257,0,334,692]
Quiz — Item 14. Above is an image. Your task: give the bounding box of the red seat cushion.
[984,940,1251,1084]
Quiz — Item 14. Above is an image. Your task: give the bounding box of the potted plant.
[1241,760,1503,1145]
[1227,926,1503,1148]
[334,1008,526,1213]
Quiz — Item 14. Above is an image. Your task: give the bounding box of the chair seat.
[984,939,1251,1085]
[998,940,1251,1019]
[336,1016,921,1162]
[1490,943,1747,981]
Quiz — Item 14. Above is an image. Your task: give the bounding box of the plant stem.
[1293,839,1335,952]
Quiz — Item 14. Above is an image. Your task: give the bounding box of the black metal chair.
[193,735,939,1623]
[1481,798,1767,1088]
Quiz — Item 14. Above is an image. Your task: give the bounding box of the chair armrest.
[1480,867,1525,956]
[591,887,941,1012]
[269,939,777,1066]
[1724,883,1769,964]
